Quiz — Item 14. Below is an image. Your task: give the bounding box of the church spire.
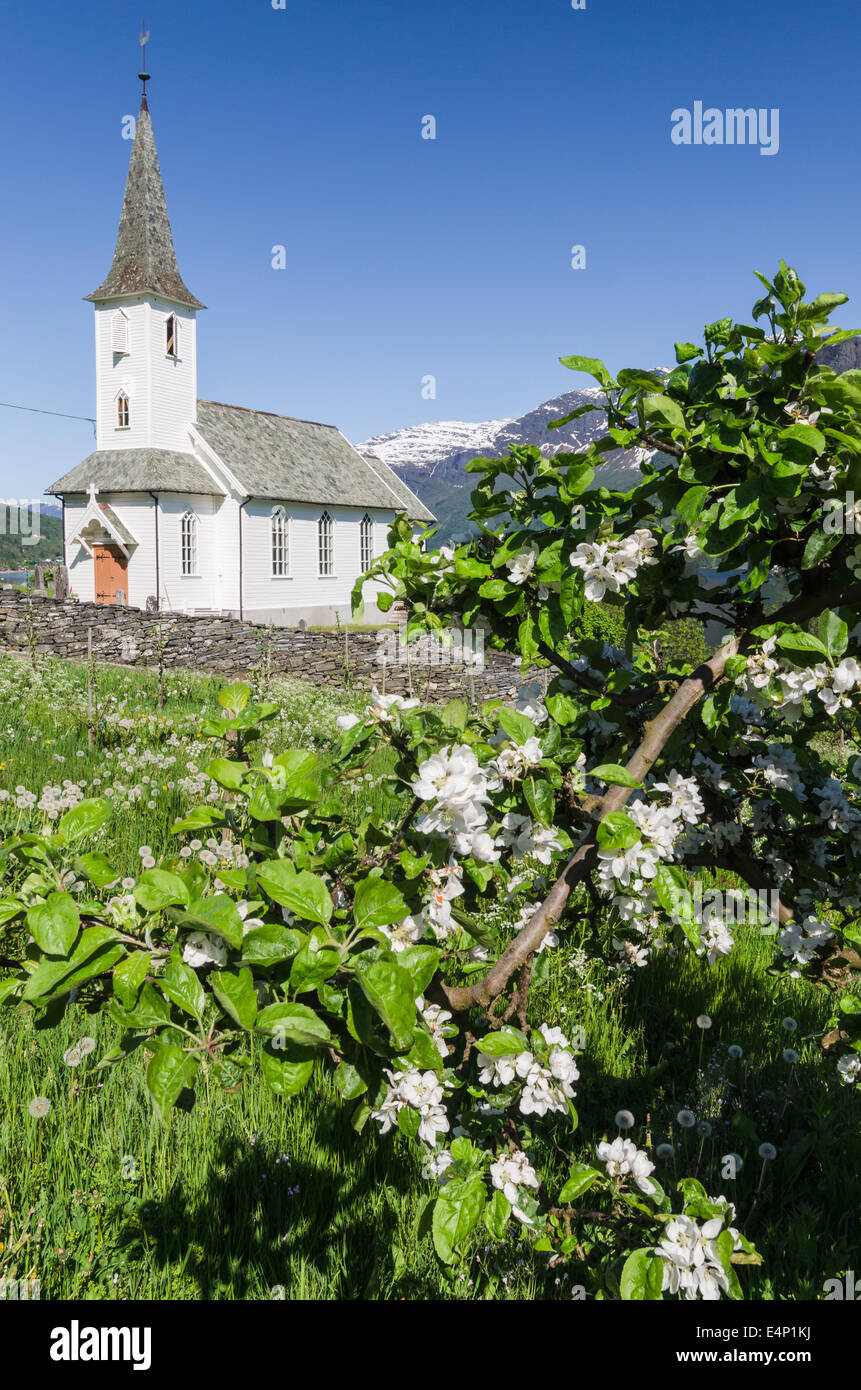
[85,42,204,310]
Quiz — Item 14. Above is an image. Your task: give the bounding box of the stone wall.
[0,590,539,705]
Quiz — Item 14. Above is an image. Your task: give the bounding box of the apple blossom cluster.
[837,1054,861,1085]
[489,1149,541,1223]
[778,915,834,972]
[411,744,499,863]
[336,686,420,732]
[655,1213,731,1301]
[596,1138,656,1195]
[370,1068,451,1144]
[568,528,658,603]
[738,641,861,722]
[476,1023,579,1117]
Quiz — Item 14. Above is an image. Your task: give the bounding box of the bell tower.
[85,31,205,454]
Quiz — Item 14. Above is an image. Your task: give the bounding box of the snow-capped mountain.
[358,387,649,540]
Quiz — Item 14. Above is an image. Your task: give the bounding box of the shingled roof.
[48,449,224,497]
[194,400,435,521]
[85,98,205,310]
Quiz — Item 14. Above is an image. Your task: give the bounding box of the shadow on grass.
[113,1098,430,1301]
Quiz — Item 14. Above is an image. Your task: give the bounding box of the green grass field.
[0,653,858,1300]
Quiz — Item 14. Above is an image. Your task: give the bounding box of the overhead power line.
[0,401,96,427]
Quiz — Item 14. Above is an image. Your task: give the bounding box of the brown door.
[94,545,129,606]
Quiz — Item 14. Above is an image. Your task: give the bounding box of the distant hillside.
[359,386,655,542]
[0,510,63,569]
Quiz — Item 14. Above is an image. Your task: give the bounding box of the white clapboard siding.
[94,299,198,453]
[157,493,220,612]
[239,502,396,621]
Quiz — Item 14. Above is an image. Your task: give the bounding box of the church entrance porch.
[94,545,129,606]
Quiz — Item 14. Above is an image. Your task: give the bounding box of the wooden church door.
[94,545,129,606]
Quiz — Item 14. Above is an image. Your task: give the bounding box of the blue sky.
[2,0,861,496]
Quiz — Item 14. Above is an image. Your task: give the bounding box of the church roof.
[194,400,435,521]
[48,449,224,497]
[361,454,435,524]
[84,98,205,310]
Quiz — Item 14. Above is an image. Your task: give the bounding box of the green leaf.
[75,853,121,890]
[589,763,643,789]
[206,758,248,791]
[334,1060,368,1100]
[170,805,227,835]
[654,865,699,947]
[776,629,828,658]
[57,798,112,844]
[23,925,122,1003]
[174,895,244,949]
[396,944,442,997]
[355,959,417,1052]
[289,927,340,994]
[113,951,150,1010]
[147,1045,196,1120]
[674,342,702,363]
[161,954,206,1021]
[109,980,172,1031]
[620,1248,664,1300]
[559,353,613,388]
[259,1043,315,1097]
[559,1163,601,1202]
[801,527,842,569]
[643,394,686,432]
[134,869,190,913]
[483,1189,511,1240]
[256,862,333,926]
[440,699,469,732]
[819,610,849,661]
[596,811,640,853]
[27,892,80,956]
[778,424,826,455]
[240,923,302,966]
[218,682,250,715]
[257,1001,334,1048]
[432,1178,487,1264]
[524,776,555,828]
[475,1027,530,1057]
[353,877,409,933]
[212,967,258,1029]
[497,708,535,744]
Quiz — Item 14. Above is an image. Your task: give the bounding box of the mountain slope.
[359,387,651,540]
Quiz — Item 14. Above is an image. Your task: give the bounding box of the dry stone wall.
[0,590,541,705]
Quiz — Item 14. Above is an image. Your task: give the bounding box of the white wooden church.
[49,84,432,625]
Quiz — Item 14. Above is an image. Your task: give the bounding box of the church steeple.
[85,90,204,310]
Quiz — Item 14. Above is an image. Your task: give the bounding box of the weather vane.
[138,21,151,101]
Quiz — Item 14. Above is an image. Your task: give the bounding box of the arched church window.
[116,392,130,429]
[181,510,199,576]
[166,314,179,359]
[318,511,334,576]
[359,513,373,572]
[271,506,290,576]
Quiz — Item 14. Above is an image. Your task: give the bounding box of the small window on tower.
[166,315,179,358]
[116,393,130,429]
[111,310,129,356]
